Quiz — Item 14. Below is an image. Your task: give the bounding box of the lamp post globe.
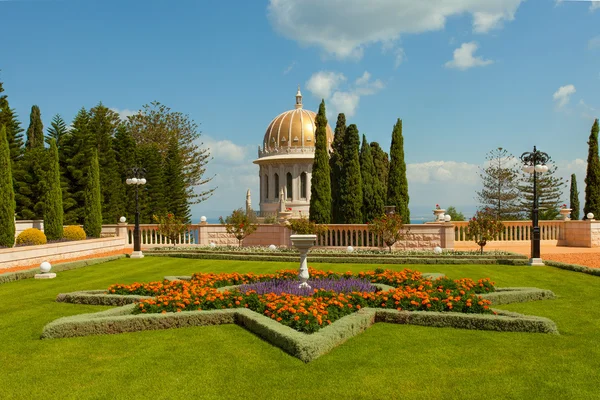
[520,146,550,266]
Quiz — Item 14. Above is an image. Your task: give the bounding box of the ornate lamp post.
[520,146,549,266]
[126,167,147,259]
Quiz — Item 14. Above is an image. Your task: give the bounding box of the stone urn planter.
[290,234,317,288]
[559,208,572,221]
[433,209,446,222]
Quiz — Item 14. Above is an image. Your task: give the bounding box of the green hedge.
[145,252,528,266]
[0,255,126,285]
[56,290,152,306]
[544,260,600,277]
[480,287,556,305]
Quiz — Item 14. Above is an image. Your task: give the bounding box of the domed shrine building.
[253,87,334,217]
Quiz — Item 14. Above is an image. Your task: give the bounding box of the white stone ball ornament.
[209,242,216,248]
[434,246,443,255]
[200,216,207,222]
[268,244,277,251]
[119,216,126,223]
[444,215,451,222]
[40,261,52,273]
[347,246,354,253]
[587,213,594,220]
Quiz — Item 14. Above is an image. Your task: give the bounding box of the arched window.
[300,172,307,199]
[274,174,279,199]
[286,172,293,200]
[264,174,269,199]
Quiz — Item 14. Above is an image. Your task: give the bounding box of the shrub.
[219,208,258,247]
[63,225,86,241]
[466,209,504,254]
[368,213,410,252]
[153,212,190,246]
[15,228,47,246]
[287,216,328,235]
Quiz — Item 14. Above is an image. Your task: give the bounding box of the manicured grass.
[1,257,600,399]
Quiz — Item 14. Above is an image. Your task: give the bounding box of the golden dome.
[262,87,334,152]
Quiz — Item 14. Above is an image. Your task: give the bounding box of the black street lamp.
[520,146,549,265]
[126,167,147,258]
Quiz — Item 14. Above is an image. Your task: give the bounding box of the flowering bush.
[153,213,190,246]
[108,268,495,334]
[435,204,441,210]
[219,208,258,247]
[466,209,504,254]
[16,228,47,246]
[239,277,376,296]
[287,216,328,235]
[367,213,410,252]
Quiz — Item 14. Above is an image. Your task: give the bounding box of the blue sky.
[1,0,599,220]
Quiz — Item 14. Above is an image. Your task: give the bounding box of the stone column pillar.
[116,222,129,246]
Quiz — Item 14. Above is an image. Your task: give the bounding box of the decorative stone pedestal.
[559,208,572,221]
[130,251,145,259]
[290,234,317,288]
[529,258,545,266]
[433,209,446,222]
[35,273,56,279]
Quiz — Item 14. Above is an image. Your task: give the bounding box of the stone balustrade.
[453,220,564,242]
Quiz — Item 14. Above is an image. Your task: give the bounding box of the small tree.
[219,208,258,247]
[445,206,466,221]
[570,174,580,220]
[367,213,409,252]
[466,209,504,254]
[287,216,328,235]
[153,212,190,246]
[83,151,102,238]
[43,139,64,240]
[0,125,16,248]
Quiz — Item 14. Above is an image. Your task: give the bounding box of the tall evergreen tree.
[309,100,332,223]
[476,147,521,220]
[570,173,580,220]
[83,151,102,238]
[44,139,63,240]
[45,114,69,146]
[517,162,565,220]
[387,119,410,223]
[0,125,16,247]
[114,124,137,222]
[25,105,44,150]
[46,114,75,219]
[163,136,190,222]
[584,119,600,220]
[329,113,346,223]
[370,142,389,205]
[63,108,94,224]
[360,134,384,222]
[89,103,122,223]
[339,124,363,223]
[138,144,165,223]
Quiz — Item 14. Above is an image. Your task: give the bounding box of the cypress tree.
[387,119,410,223]
[44,139,63,240]
[138,144,165,223]
[164,136,190,222]
[339,124,363,223]
[25,105,44,150]
[309,100,332,223]
[370,142,389,205]
[114,124,137,222]
[570,174,580,220]
[83,151,102,238]
[0,125,16,247]
[360,134,384,222]
[329,113,346,223]
[584,119,600,219]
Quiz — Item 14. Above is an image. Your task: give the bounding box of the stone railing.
[257,145,316,158]
[453,220,564,242]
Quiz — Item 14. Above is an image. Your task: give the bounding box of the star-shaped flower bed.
[43,268,558,362]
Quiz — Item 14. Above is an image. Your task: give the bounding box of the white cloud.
[202,135,250,165]
[588,35,600,50]
[579,99,597,120]
[283,61,296,75]
[444,42,493,71]
[109,107,138,121]
[306,70,385,117]
[553,84,576,108]
[406,161,479,185]
[305,71,346,100]
[267,0,522,63]
[394,48,406,68]
[591,2,600,12]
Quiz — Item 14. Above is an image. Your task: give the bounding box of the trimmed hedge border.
[0,255,126,285]
[544,260,600,277]
[480,287,556,305]
[45,285,558,362]
[145,252,529,266]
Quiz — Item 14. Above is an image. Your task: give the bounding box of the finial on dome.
[295,85,302,109]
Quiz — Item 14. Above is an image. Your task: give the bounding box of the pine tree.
[518,162,565,220]
[44,139,63,240]
[360,134,384,222]
[387,119,410,223]
[89,103,122,223]
[329,113,346,223]
[476,147,521,220]
[370,142,389,205]
[25,105,44,150]
[114,124,137,222]
[63,108,94,224]
[584,119,600,220]
[138,144,165,223]
[163,136,190,222]
[83,151,102,238]
[0,125,16,247]
[570,174,580,220]
[46,114,75,219]
[339,124,363,223]
[309,100,332,223]
[45,114,69,147]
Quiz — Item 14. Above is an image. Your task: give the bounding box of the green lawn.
[1,257,600,400]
